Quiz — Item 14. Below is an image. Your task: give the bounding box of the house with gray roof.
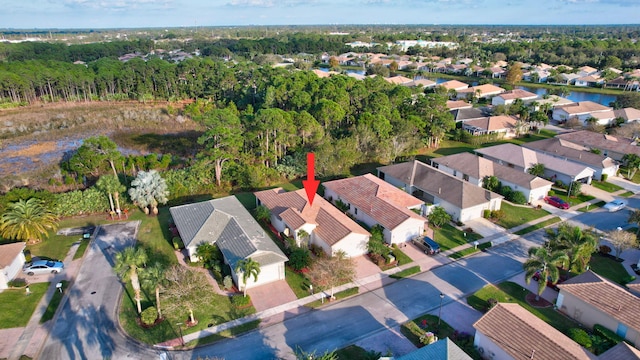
[396,338,472,360]
[556,130,640,162]
[169,196,287,290]
[523,138,618,181]
[377,160,502,223]
[432,152,552,203]
[475,143,596,186]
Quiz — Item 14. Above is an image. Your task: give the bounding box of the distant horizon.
[2,0,640,30]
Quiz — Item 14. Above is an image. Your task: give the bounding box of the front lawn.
[590,181,624,193]
[553,189,595,207]
[129,208,177,266]
[285,267,312,299]
[40,280,69,323]
[467,282,579,335]
[449,242,492,259]
[433,223,482,251]
[391,245,413,266]
[0,282,49,328]
[589,253,633,285]
[495,203,550,230]
[401,314,479,358]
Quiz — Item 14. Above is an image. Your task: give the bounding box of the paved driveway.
[248,280,297,313]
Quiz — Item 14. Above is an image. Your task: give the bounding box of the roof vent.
[438,188,441,194]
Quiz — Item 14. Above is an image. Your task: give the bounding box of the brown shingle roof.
[556,130,640,157]
[557,270,640,333]
[254,188,369,246]
[523,138,617,169]
[0,242,25,268]
[473,303,595,360]
[323,174,424,231]
[432,152,552,190]
[377,160,501,209]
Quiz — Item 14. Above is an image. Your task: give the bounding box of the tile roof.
[558,270,640,334]
[377,160,501,209]
[599,341,640,360]
[495,89,538,101]
[463,115,518,131]
[614,107,640,122]
[397,338,472,360]
[323,174,424,231]
[523,138,617,169]
[446,100,473,110]
[254,188,369,246]
[0,242,26,268]
[439,80,469,91]
[385,75,413,84]
[169,196,286,267]
[432,152,552,190]
[555,101,612,115]
[457,84,505,97]
[404,78,437,88]
[473,303,595,360]
[475,143,595,178]
[556,130,640,157]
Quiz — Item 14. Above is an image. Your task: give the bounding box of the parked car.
[412,236,441,255]
[603,199,627,212]
[544,196,569,210]
[532,270,568,291]
[23,260,64,276]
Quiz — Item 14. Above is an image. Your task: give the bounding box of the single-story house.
[403,78,437,88]
[456,84,505,100]
[578,65,599,77]
[254,188,370,258]
[598,342,640,360]
[555,130,640,161]
[476,143,596,185]
[559,73,581,85]
[462,115,524,138]
[384,75,413,85]
[396,338,472,360]
[0,242,27,290]
[377,160,502,223]
[491,89,539,106]
[523,138,619,181]
[169,196,288,290]
[552,101,614,125]
[450,107,487,122]
[614,107,640,123]
[473,303,596,360]
[446,100,473,111]
[323,174,426,245]
[431,152,552,203]
[557,271,640,348]
[575,75,604,87]
[438,80,469,92]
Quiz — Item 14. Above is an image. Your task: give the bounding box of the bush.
[490,210,505,220]
[223,275,234,290]
[568,328,592,348]
[594,324,626,345]
[288,247,312,271]
[140,307,158,326]
[483,209,490,218]
[508,191,527,205]
[601,174,608,182]
[24,249,32,263]
[599,245,612,255]
[487,298,498,310]
[230,295,251,307]
[172,237,184,250]
[548,190,555,196]
[7,279,27,288]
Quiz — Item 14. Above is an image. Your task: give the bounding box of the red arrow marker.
[302,153,320,206]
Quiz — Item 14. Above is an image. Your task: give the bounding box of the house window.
[354,208,358,215]
[379,172,386,180]
[453,170,457,176]
[463,174,469,181]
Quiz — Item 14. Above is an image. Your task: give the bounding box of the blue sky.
[1,0,639,29]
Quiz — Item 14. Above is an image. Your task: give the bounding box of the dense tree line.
[0,39,154,62]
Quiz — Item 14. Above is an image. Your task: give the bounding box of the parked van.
[412,236,441,255]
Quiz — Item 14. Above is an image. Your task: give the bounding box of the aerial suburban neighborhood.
[2,10,640,360]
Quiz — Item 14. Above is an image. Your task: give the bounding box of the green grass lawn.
[620,191,634,197]
[40,280,68,323]
[449,242,492,259]
[305,287,359,308]
[589,253,634,285]
[495,203,550,230]
[433,223,482,251]
[336,345,384,360]
[552,189,595,207]
[401,314,479,358]
[390,266,421,279]
[72,239,90,260]
[0,282,49,328]
[577,201,606,212]
[285,267,312,299]
[183,320,260,348]
[513,217,562,235]
[590,181,624,193]
[467,282,579,334]
[129,208,178,266]
[619,167,640,184]
[391,246,413,266]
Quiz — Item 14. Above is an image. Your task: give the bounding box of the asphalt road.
[570,194,639,232]
[37,221,168,360]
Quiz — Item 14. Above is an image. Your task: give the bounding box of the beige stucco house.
[0,242,27,290]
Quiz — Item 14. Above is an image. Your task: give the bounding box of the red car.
[532,270,568,291]
[544,196,569,209]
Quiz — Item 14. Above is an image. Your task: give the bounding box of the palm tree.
[523,246,569,300]
[128,170,169,215]
[140,262,166,319]
[235,258,261,297]
[0,198,58,244]
[547,223,597,273]
[96,174,126,218]
[629,210,640,236]
[114,247,148,314]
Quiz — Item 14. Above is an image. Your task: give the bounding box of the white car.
[603,199,627,212]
